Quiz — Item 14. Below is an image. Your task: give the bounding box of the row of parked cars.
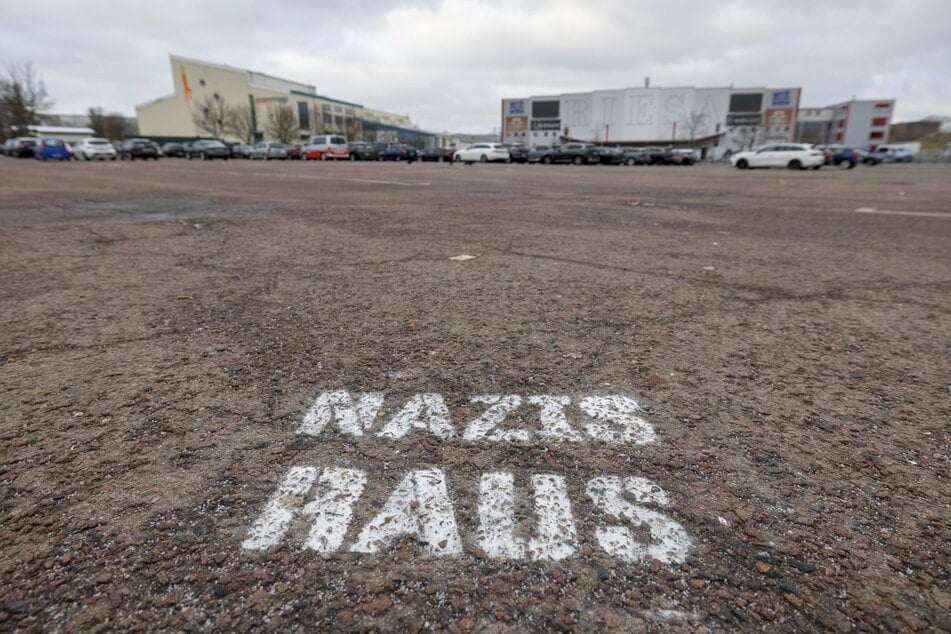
[728,142,918,170]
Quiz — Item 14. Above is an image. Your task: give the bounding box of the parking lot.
[1,159,949,631]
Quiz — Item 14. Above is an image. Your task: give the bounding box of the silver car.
[251,141,288,160]
[73,137,118,161]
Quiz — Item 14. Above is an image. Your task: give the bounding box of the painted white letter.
[303,468,368,554]
[463,395,528,442]
[242,466,319,550]
[351,469,463,557]
[298,390,384,437]
[377,393,455,439]
[578,395,655,444]
[478,472,525,559]
[586,476,692,564]
[528,395,583,442]
[527,474,578,561]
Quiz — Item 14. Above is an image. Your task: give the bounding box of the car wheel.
[480,154,487,163]
[573,156,583,165]
[735,159,748,169]
[626,157,635,166]
[437,156,444,163]
[201,152,207,160]
[838,160,854,170]
[788,159,802,170]
[350,153,356,161]
[542,156,552,165]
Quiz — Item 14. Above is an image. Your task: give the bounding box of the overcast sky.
[3,0,949,133]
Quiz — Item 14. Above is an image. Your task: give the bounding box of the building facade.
[797,99,895,148]
[502,85,803,156]
[137,55,448,147]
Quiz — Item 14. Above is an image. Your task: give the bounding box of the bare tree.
[229,104,256,144]
[88,107,127,140]
[192,94,234,139]
[266,104,299,143]
[682,111,708,145]
[0,62,53,138]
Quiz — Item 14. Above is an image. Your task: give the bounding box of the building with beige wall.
[137,55,449,147]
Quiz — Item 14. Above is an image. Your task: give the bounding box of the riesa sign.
[242,391,693,564]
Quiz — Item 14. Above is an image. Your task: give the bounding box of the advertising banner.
[505,116,527,131]
[531,119,561,131]
[726,113,762,126]
[766,108,793,126]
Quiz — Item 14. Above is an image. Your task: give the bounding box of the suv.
[551,143,600,165]
[120,139,160,160]
[872,144,915,163]
[302,134,349,160]
[347,141,380,161]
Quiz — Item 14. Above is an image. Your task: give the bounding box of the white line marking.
[855,208,948,218]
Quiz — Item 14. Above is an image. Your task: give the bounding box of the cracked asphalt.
[0,158,949,632]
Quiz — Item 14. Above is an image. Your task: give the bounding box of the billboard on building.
[505,116,527,131]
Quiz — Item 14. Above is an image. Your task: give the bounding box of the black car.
[186,139,230,160]
[120,139,160,160]
[593,146,624,165]
[499,143,529,163]
[419,147,455,162]
[551,142,601,165]
[621,147,649,165]
[347,142,380,160]
[642,146,675,165]
[7,137,37,158]
[161,142,186,158]
[377,144,418,162]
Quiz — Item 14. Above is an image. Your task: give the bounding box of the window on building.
[872,117,887,127]
[298,101,309,130]
[323,114,332,125]
[875,102,891,109]
[870,131,884,139]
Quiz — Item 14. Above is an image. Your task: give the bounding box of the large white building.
[503,87,897,154]
[503,85,805,156]
[137,55,448,147]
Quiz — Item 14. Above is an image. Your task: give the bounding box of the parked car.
[72,137,117,160]
[378,144,418,162]
[35,137,72,161]
[453,143,510,164]
[250,141,288,160]
[230,144,254,159]
[872,144,915,163]
[817,145,862,169]
[186,139,230,160]
[301,134,349,160]
[550,142,601,165]
[285,143,302,160]
[593,146,625,165]
[347,141,380,161]
[499,143,529,163]
[620,147,649,165]
[120,139,160,160]
[730,143,825,170]
[853,149,880,166]
[161,142,186,158]
[642,146,675,165]
[527,145,556,164]
[419,147,455,162]
[7,137,36,158]
[670,148,699,165]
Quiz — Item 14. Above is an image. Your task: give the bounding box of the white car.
[453,143,510,164]
[73,137,117,161]
[731,143,825,170]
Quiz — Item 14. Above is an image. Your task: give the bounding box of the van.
[301,135,349,160]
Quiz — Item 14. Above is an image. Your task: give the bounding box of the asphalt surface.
[1,157,949,632]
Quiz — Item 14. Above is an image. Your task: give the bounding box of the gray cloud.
[3,0,948,132]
